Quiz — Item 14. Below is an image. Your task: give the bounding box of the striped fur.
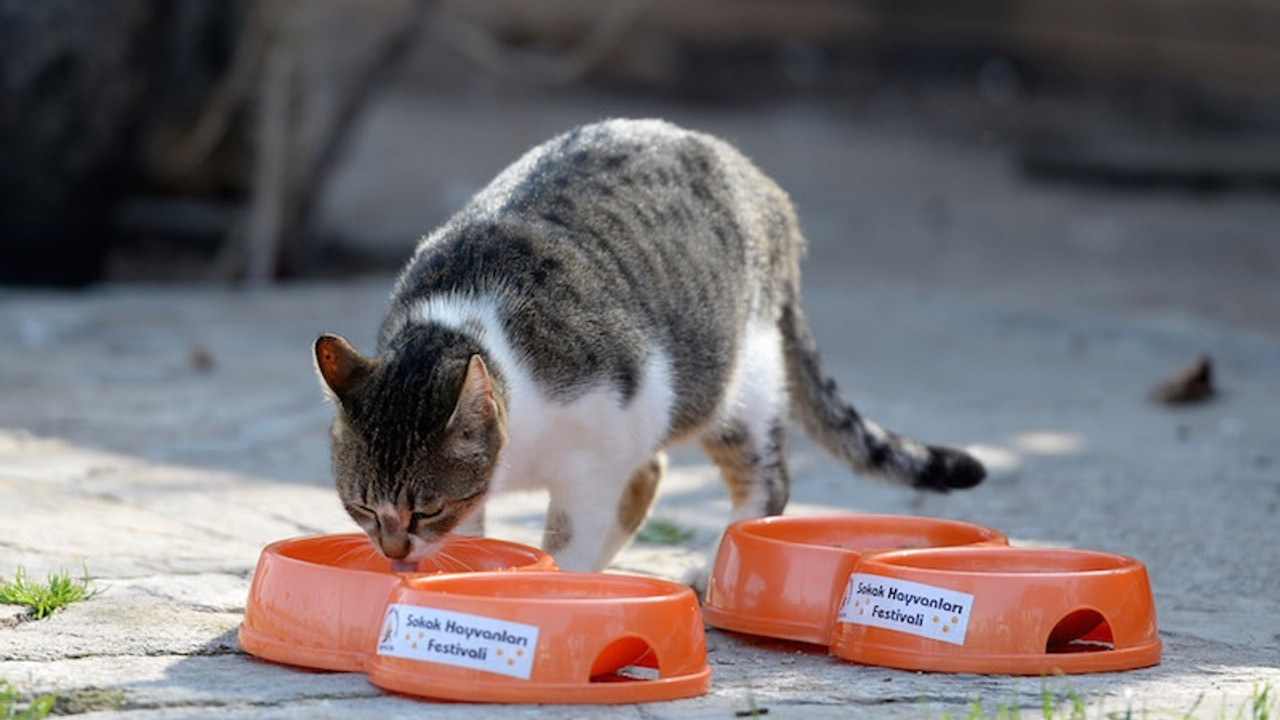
[315,119,984,573]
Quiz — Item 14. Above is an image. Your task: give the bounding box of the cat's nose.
[379,531,411,559]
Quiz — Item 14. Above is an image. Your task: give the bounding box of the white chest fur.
[401,293,676,493]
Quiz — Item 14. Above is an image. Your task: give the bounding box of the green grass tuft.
[49,688,126,715]
[0,565,100,620]
[635,519,694,545]
[929,683,1275,720]
[1252,684,1274,720]
[0,680,55,720]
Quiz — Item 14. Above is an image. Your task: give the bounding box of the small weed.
[50,688,126,715]
[930,683,1276,720]
[935,683,1082,720]
[0,565,100,620]
[0,679,56,720]
[735,689,768,717]
[636,519,694,545]
[1250,684,1275,720]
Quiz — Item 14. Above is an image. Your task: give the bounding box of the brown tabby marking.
[617,453,665,534]
[542,507,573,555]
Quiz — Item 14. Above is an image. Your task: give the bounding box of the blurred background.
[2,0,1278,298]
[4,5,1280,708]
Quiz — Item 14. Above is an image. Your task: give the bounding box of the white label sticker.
[375,604,539,679]
[837,573,975,646]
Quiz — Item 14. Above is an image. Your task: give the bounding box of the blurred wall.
[3,0,1276,286]
[445,0,1280,100]
[0,1,243,286]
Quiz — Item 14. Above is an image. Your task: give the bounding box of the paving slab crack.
[263,511,334,537]
[82,691,382,716]
[29,648,250,662]
[1,607,36,628]
[128,584,244,614]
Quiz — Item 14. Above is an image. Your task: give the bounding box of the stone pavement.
[2,91,1278,718]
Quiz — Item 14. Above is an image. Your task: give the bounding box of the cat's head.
[312,332,506,563]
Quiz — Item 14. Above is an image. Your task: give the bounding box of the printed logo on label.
[837,573,975,646]
[376,604,540,679]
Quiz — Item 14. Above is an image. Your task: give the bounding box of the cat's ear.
[446,355,506,460]
[314,334,374,404]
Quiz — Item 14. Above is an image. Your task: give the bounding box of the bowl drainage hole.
[1046,608,1114,654]
[590,636,659,683]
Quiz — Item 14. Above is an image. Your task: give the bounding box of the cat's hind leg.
[542,452,665,572]
[702,418,791,523]
[687,336,793,592]
[704,320,793,523]
[684,415,791,594]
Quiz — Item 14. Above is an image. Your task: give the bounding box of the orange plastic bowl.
[703,515,1007,644]
[829,546,1161,674]
[238,533,556,672]
[367,572,711,704]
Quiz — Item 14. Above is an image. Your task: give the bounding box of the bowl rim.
[729,513,1009,551]
[397,570,696,606]
[263,532,554,575]
[860,545,1145,578]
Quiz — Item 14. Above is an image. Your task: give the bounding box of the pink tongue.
[390,559,417,573]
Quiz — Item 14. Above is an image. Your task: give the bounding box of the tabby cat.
[314,119,984,574]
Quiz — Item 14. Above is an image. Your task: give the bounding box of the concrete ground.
[2,87,1278,718]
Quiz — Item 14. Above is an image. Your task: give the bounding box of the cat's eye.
[410,508,444,524]
[348,503,375,518]
[457,488,487,503]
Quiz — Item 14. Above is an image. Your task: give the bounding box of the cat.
[313,118,984,575]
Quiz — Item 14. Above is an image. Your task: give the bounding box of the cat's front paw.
[680,564,711,600]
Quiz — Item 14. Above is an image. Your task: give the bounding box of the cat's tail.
[779,303,985,491]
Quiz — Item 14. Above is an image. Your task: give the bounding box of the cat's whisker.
[449,535,510,567]
[329,536,377,566]
[430,547,471,573]
[339,535,375,553]
[469,547,509,571]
